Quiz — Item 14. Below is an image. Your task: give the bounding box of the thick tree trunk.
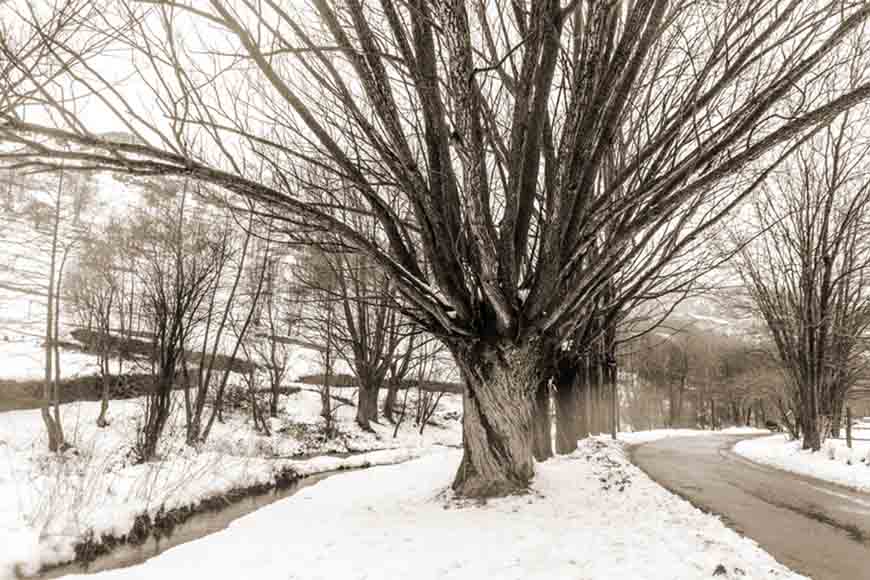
[450,342,541,498]
[554,360,579,454]
[269,376,280,418]
[383,379,399,423]
[800,407,821,451]
[590,366,603,434]
[602,377,612,435]
[532,382,552,461]
[829,387,846,438]
[356,381,380,431]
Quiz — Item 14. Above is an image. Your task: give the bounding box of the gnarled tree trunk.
[450,341,543,498]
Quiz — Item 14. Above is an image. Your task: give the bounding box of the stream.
[38,469,345,578]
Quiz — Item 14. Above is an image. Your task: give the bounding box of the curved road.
[632,436,870,579]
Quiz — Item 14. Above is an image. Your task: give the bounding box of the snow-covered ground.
[0,337,100,381]
[619,426,769,446]
[734,424,870,493]
[53,438,805,580]
[0,388,462,578]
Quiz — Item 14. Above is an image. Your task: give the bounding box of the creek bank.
[38,459,373,578]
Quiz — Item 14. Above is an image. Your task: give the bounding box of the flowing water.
[39,469,341,578]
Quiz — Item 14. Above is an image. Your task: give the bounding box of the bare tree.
[247,244,300,419]
[295,245,411,432]
[4,1,870,495]
[731,114,870,450]
[184,209,252,445]
[199,215,271,442]
[132,181,223,461]
[67,232,120,426]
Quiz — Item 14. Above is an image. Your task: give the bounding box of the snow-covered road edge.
[734,434,870,493]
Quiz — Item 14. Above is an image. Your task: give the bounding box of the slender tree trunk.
[675,377,686,427]
[609,361,618,439]
[41,168,66,452]
[97,354,110,428]
[829,385,847,438]
[269,376,280,417]
[51,247,69,444]
[582,364,592,437]
[450,341,542,498]
[140,364,173,462]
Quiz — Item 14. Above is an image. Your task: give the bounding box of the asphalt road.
[631,436,870,580]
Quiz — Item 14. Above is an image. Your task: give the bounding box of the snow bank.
[61,440,804,580]
[735,434,870,492]
[0,389,462,578]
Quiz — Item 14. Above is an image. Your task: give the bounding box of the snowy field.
[0,338,100,382]
[734,423,870,493]
[0,389,462,578]
[54,438,805,580]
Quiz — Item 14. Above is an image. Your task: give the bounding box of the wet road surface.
[631,436,870,580]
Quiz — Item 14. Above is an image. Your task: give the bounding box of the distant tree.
[199,214,270,442]
[294,244,413,432]
[184,209,261,445]
[66,232,121,427]
[244,244,301,420]
[731,115,870,450]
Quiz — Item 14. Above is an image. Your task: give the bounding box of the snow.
[0,388,462,578]
[619,426,769,446]
[0,338,100,381]
[734,430,870,493]
[56,438,805,580]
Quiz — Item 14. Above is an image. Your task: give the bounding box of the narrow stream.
[39,469,344,578]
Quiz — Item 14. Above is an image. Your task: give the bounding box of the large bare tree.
[731,113,870,451]
[3,1,870,495]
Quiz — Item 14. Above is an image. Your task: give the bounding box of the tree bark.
[383,378,399,423]
[96,370,110,428]
[356,381,380,431]
[554,358,579,454]
[450,341,541,498]
[590,363,603,434]
[532,381,552,461]
[269,383,280,418]
[829,386,847,438]
[580,366,591,438]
